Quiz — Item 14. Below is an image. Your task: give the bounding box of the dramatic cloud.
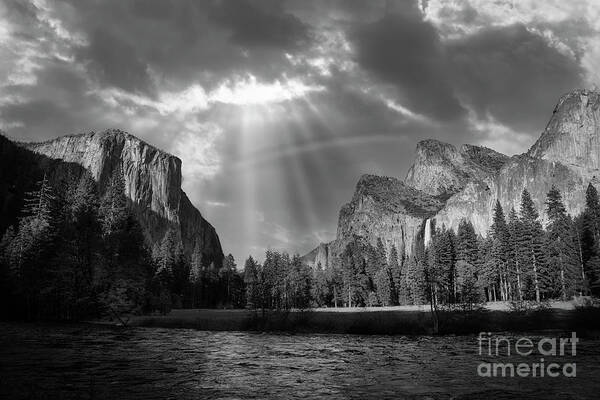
[78,28,155,95]
[0,0,597,261]
[351,10,466,121]
[448,23,584,133]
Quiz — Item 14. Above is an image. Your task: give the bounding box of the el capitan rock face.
[305,89,600,268]
[22,129,223,262]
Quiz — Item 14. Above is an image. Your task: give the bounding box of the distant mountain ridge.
[304,89,600,269]
[3,129,223,264]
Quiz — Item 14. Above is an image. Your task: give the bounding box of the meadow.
[130,301,600,335]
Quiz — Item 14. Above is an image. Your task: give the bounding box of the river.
[1,323,599,399]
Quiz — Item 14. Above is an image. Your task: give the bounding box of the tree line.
[2,169,599,321]
[0,170,244,320]
[303,184,600,310]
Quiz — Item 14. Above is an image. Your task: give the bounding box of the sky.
[1,0,599,263]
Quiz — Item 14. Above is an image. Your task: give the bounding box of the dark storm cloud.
[78,28,155,95]
[208,0,311,49]
[128,0,310,50]
[350,9,466,121]
[0,61,114,141]
[346,1,584,133]
[57,0,312,91]
[2,0,38,27]
[448,24,584,133]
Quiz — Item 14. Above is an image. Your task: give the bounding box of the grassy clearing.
[130,304,600,335]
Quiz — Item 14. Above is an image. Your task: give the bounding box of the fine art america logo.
[477,332,578,378]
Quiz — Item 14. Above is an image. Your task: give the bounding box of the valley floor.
[129,301,599,335]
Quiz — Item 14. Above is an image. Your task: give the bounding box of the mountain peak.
[415,139,458,159]
[460,144,509,172]
[405,139,506,197]
[31,129,179,162]
[352,174,442,217]
[554,89,600,111]
[17,130,222,261]
[527,88,600,171]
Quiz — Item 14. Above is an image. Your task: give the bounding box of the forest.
[1,164,599,321]
[243,184,600,311]
[304,185,600,309]
[0,169,245,321]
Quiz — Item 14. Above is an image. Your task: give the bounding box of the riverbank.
[130,302,600,335]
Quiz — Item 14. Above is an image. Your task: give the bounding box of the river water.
[1,323,599,399]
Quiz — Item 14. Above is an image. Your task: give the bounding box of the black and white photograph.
[1,0,600,399]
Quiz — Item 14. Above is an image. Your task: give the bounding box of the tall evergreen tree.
[99,170,128,236]
[518,189,545,301]
[287,255,312,309]
[341,238,370,307]
[220,254,236,306]
[544,186,584,299]
[97,169,151,318]
[243,256,260,309]
[507,208,524,300]
[580,183,600,293]
[311,262,330,307]
[14,175,58,318]
[388,245,402,305]
[187,243,203,307]
[455,219,481,304]
[374,266,393,306]
[585,183,600,239]
[491,200,510,301]
[479,235,496,301]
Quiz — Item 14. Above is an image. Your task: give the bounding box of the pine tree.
[49,173,102,319]
[99,170,128,237]
[311,262,330,307]
[0,226,17,318]
[188,243,203,308]
[455,219,481,304]
[388,245,402,305]
[341,238,370,307]
[262,250,281,309]
[518,190,545,302]
[544,186,584,299]
[243,256,260,309]
[374,266,393,306]
[22,173,56,224]
[15,175,59,318]
[189,244,203,283]
[97,169,151,318]
[287,254,312,309]
[404,227,427,305]
[585,183,600,239]
[429,226,456,304]
[507,208,524,300]
[580,183,600,293]
[220,254,236,306]
[491,200,510,301]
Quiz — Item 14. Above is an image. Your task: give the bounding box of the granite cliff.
[19,129,223,262]
[305,89,600,268]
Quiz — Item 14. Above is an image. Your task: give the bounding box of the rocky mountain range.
[1,129,223,263]
[304,89,600,269]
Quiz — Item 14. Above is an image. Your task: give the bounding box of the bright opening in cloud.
[172,122,222,182]
[210,74,324,106]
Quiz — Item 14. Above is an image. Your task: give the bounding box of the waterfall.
[424,218,431,247]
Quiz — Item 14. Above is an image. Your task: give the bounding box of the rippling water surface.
[1,323,599,399]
